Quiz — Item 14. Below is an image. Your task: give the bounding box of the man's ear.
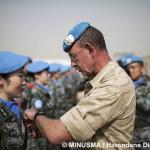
[85,43,96,56]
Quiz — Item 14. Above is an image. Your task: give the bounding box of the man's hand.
[24,109,41,138]
[25,109,37,121]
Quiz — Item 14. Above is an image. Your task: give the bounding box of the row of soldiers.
[118,54,150,150]
[16,58,83,150]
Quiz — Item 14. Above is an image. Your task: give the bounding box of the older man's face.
[127,62,144,81]
[68,43,95,78]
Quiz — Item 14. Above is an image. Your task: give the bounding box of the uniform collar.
[88,61,118,88]
[35,82,49,94]
[84,61,118,95]
[0,98,16,105]
[133,75,147,88]
[0,98,21,119]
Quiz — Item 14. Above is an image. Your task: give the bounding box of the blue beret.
[0,51,28,74]
[60,65,71,73]
[27,61,49,73]
[125,55,143,66]
[63,22,91,52]
[26,56,32,63]
[117,53,133,68]
[48,63,60,73]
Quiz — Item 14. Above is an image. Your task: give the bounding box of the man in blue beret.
[25,22,136,150]
[125,55,150,148]
[0,51,28,150]
[125,55,144,87]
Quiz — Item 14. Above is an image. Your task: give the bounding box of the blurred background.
[0,0,150,74]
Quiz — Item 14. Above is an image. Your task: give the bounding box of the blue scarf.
[133,76,145,88]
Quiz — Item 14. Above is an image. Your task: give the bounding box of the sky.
[0,0,150,63]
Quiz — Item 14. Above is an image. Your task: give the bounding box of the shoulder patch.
[34,99,43,109]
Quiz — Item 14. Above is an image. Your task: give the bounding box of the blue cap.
[48,63,60,73]
[0,51,28,74]
[63,22,91,52]
[125,55,143,66]
[27,61,49,73]
[60,65,71,73]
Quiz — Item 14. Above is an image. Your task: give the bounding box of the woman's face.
[2,70,25,99]
[35,70,50,85]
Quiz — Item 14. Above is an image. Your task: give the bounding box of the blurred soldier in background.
[125,55,150,149]
[48,63,65,119]
[59,65,77,115]
[26,61,54,150]
[19,56,33,111]
[48,63,61,116]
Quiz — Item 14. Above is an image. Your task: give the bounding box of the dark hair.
[0,73,11,79]
[0,74,11,84]
[30,68,49,79]
[134,61,144,66]
[77,26,107,51]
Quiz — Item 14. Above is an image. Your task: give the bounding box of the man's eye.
[71,55,77,60]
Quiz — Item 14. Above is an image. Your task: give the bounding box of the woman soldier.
[0,51,28,150]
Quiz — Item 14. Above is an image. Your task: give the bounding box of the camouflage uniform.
[48,79,57,113]
[0,101,27,150]
[51,78,66,119]
[27,82,55,150]
[133,75,150,150]
[49,78,71,150]
[50,70,82,119]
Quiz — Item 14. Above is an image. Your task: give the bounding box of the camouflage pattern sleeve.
[136,77,150,112]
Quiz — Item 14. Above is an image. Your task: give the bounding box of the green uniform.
[133,75,150,150]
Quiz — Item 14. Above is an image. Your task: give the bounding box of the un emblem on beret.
[64,34,74,46]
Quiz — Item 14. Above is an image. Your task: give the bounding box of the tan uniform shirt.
[61,61,136,150]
